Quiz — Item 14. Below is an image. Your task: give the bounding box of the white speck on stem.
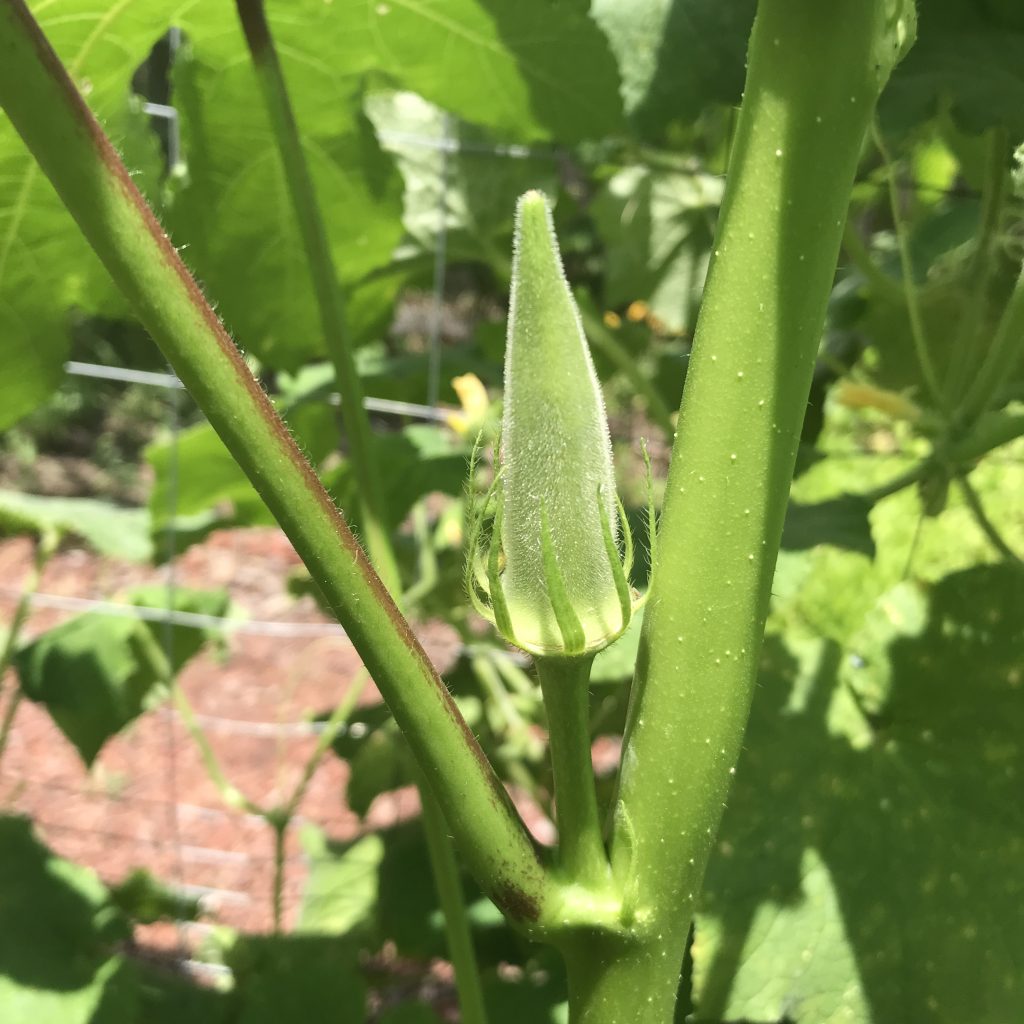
[775,148,783,158]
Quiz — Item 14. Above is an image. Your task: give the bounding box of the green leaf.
[0,3,166,429]
[14,587,228,765]
[108,868,201,926]
[0,489,152,561]
[482,955,569,1024]
[227,934,365,1024]
[364,0,624,142]
[780,496,875,558]
[146,398,341,551]
[591,0,756,140]
[325,424,471,534]
[591,164,722,336]
[883,0,1024,137]
[298,827,384,936]
[0,815,137,1024]
[378,1007,443,1024]
[346,728,416,819]
[366,90,558,274]
[135,970,228,1024]
[693,564,1024,1023]
[169,8,405,371]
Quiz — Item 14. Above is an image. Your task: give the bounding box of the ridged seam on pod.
[467,190,636,657]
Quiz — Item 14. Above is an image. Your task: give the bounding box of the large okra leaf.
[591,0,756,140]
[883,0,1024,137]
[693,564,1024,1024]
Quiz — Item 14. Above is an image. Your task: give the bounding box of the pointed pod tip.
[518,189,549,208]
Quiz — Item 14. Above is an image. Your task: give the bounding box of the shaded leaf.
[369,0,624,142]
[591,164,722,335]
[227,934,365,1024]
[366,90,558,274]
[169,10,404,370]
[781,495,875,558]
[592,0,755,140]
[346,729,416,819]
[108,868,201,926]
[693,565,1024,1023]
[14,588,228,765]
[883,0,1024,137]
[0,489,152,562]
[0,815,137,1023]
[298,827,384,937]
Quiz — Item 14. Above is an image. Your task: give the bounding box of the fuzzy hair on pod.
[494,190,627,656]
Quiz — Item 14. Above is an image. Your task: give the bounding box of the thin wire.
[0,588,351,638]
[62,360,452,421]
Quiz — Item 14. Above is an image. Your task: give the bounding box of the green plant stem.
[0,532,56,768]
[231,8,490,998]
[841,216,906,303]
[942,409,1024,463]
[0,689,23,773]
[957,472,1023,567]
[271,815,288,934]
[872,120,946,411]
[234,0,399,593]
[417,780,490,1024]
[174,687,265,817]
[284,670,369,818]
[958,262,1024,425]
[0,0,556,931]
[944,127,1008,407]
[568,3,911,1020]
[536,656,608,890]
[230,5,492,996]
[578,297,676,439]
[402,502,441,608]
[863,409,1024,504]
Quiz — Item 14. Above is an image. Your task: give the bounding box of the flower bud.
[468,191,634,657]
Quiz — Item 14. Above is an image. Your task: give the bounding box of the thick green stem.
[234,0,399,593]
[573,2,912,1021]
[0,0,555,931]
[537,656,609,890]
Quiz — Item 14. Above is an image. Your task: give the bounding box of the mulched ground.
[0,527,468,957]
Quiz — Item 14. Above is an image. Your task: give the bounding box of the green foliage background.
[1,0,1023,1022]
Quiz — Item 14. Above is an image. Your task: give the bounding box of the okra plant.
[3,0,1024,1021]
